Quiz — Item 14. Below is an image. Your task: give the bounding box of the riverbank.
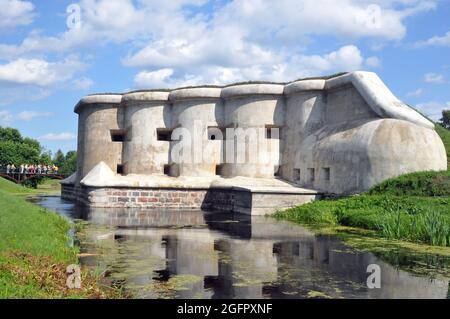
[275,186,449,246]
[0,177,123,298]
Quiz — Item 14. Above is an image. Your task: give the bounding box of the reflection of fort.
[80,209,449,299]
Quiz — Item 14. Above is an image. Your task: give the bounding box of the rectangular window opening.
[117,164,124,175]
[157,129,172,141]
[294,169,301,182]
[111,130,126,142]
[215,164,224,176]
[307,168,315,182]
[265,125,280,139]
[323,167,331,181]
[163,164,171,176]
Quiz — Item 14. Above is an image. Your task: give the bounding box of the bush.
[276,195,450,247]
[368,171,450,196]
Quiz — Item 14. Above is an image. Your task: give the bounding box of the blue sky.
[0,0,450,154]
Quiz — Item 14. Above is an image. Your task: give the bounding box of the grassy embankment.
[0,178,121,298]
[275,124,450,250]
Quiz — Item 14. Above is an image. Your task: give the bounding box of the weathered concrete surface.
[222,84,285,178]
[294,118,446,194]
[326,72,434,129]
[69,71,448,213]
[75,95,123,182]
[169,88,223,177]
[122,91,171,175]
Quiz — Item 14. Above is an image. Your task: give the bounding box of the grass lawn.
[275,124,450,249]
[0,177,121,298]
[0,177,61,197]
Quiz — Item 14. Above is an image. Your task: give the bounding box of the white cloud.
[424,72,446,84]
[133,45,366,87]
[0,110,13,125]
[365,56,382,68]
[0,0,438,95]
[415,101,449,120]
[72,77,94,90]
[16,111,54,121]
[0,0,34,31]
[0,109,53,124]
[406,88,424,98]
[0,56,86,87]
[134,68,175,88]
[0,1,435,57]
[416,31,450,47]
[121,0,432,88]
[39,133,77,141]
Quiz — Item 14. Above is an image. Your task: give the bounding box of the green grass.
[276,195,450,247]
[0,177,60,196]
[0,190,75,261]
[368,171,450,196]
[0,178,120,298]
[436,124,450,168]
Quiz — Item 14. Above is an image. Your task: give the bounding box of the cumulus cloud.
[39,132,77,141]
[416,31,450,47]
[0,56,86,87]
[0,1,435,59]
[134,68,175,88]
[133,45,366,87]
[123,0,432,88]
[16,111,54,121]
[0,110,13,125]
[72,77,94,90]
[0,0,438,94]
[0,0,34,31]
[365,56,382,68]
[0,109,53,124]
[424,72,446,84]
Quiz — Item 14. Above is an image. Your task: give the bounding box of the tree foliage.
[59,151,77,175]
[0,127,41,167]
[0,127,77,175]
[440,110,450,129]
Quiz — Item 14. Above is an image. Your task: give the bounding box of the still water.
[33,196,449,299]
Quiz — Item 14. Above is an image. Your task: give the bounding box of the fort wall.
[65,71,447,213]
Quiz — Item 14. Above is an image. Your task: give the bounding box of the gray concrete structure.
[64,71,447,214]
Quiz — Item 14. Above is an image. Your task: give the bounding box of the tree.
[0,140,41,167]
[60,151,77,175]
[39,151,53,166]
[53,149,65,168]
[0,126,77,178]
[0,127,22,143]
[0,127,42,167]
[23,137,42,152]
[440,110,450,130]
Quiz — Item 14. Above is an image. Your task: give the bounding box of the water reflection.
[34,196,449,299]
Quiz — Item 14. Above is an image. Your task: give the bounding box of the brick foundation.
[61,184,319,215]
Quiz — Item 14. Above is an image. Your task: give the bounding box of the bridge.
[0,170,67,184]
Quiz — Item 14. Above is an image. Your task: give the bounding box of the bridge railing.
[0,169,62,176]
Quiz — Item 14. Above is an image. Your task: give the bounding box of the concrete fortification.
[63,71,447,214]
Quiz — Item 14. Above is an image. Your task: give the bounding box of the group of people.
[4,164,59,175]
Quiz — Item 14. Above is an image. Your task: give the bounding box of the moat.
[33,196,449,299]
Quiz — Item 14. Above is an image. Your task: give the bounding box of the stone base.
[62,184,320,215]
